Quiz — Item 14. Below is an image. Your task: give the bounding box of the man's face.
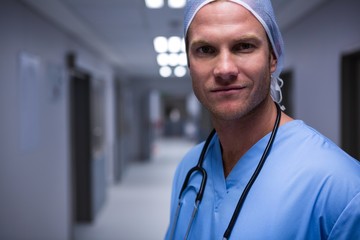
[187,1,277,121]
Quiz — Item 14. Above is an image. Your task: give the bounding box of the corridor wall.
[282,0,360,145]
[0,0,116,239]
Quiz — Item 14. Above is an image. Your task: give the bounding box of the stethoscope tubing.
[169,129,215,240]
[222,102,281,239]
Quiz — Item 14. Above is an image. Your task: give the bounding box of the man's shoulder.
[279,120,357,160]
[275,120,360,181]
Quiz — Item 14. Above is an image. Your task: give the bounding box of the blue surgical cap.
[184,0,285,106]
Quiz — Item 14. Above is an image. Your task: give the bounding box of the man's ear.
[270,50,277,74]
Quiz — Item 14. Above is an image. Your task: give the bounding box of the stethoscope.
[169,102,281,240]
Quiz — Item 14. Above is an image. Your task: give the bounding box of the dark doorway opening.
[69,62,93,222]
[341,50,360,160]
[280,70,294,117]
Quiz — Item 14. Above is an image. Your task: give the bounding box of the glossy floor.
[75,138,195,240]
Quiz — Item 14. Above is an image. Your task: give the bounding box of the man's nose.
[213,52,238,81]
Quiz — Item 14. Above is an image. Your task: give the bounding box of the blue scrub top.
[165,120,360,240]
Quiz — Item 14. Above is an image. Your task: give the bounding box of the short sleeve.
[328,192,360,240]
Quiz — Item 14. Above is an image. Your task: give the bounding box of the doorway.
[68,53,107,223]
[69,67,93,222]
[341,50,360,160]
[280,70,294,117]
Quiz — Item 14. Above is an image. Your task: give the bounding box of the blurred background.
[0,0,359,239]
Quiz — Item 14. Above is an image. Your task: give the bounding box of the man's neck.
[212,98,278,177]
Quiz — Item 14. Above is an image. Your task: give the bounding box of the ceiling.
[21,0,329,79]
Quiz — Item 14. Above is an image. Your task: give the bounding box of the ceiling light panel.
[174,66,187,77]
[157,53,169,66]
[145,0,164,8]
[160,66,172,78]
[168,36,182,53]
[168,0,186,8]
[154,36,168,53]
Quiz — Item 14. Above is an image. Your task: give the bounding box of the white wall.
[0,0,115,239]
[282,0,360,144]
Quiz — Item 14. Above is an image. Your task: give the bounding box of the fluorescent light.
[160,66,172,77]
[153,36,168,53]
[168,0,186,8]
[168,36,181,53]
[174,66,187,77]
[145,0,164,9]
[153,36,188,77]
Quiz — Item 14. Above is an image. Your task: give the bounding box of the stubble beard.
[199,74,272,122]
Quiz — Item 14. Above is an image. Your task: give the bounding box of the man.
[165,0,360,239]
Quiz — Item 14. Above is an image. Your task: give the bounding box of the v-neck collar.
[210,133,272,194]
[208,120,302,196]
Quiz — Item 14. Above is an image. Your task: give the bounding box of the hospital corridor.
[1,0,360,239]
[74,138,195,240]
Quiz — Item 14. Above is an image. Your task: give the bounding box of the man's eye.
[197,46,215,54]
[234,43,255,52]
